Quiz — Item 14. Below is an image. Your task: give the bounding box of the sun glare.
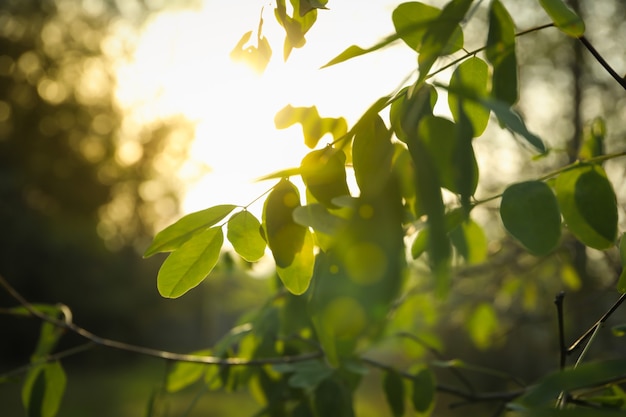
[114,1,417,216]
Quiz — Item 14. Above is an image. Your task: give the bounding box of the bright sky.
[114,1,418,215]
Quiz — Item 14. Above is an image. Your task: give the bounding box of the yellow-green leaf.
[157,227,223,298]
[451,219,488,264]
[167,350,212,392]
[263,179,306,268]
[276,229,315,295]
[144,205,235,258]
[22,362,66,417]
[578,117,606,160]
[300,147,350,208]
[227,211,266,262]
[500,181,561,255]
[448,57,490,137]
[467,303,499,349]
[538,0,585,37]
[555,165,617,250]
[274,105,347,149]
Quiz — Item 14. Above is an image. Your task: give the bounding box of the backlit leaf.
[451,219,488,264]
[167,350,212,392]
[22,362,66,417]
[157,227,223,298]
[274,105,347,148]
[227,211,266,262]
[412,367,435,413]
[538,0,585,37]
[352,114,394,196]
[392,2,463,54]
[300,147,350,208]
[500,181,561,256]
[230,24,272,74]
[555,165,617,250]
[383,369,405,417]
[417,0,471,83]
[486,0,518,105]
[448,56,490,136]
[292,204,346,235]
[390,84,437,143]
[578,117,605,160]
[467,303,499,349]
[263,179,306,268]
[321,38,398,68]
[144,205,235,258]
[276,229,315,295]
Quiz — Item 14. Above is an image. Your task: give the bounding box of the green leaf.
[418,116,478,196]
[481,98,546,153]
[263,179,306,268]
[450,219,487,264]
[412,208,466,259]
[292,204,346,235]
[517,359,626,407]
[276,228,315,295]
[321,39,396,68]
[300,147,350,208]
[448,56,490,136]
[22,362,66,417]
[467,303,499,349]
[274,360,334,390]
[555,165,618,250]
[352,114,394,197]
[144,205,235,258]
[412,367,435,413]
[313,377,354,417]
[538,0,585,37]
[274,0,319,59]
[383,369,405,417]
[392,2,463,54]
[486,0,518,105]
[227,211,266,262]
[166,350,212,392]
[417,0,471,83]
[500,181,561,255]
[157,227,223,298]
[274,105,347,148]
[578,117,606,160]
[31,307,65,361]
[391,84,437,144]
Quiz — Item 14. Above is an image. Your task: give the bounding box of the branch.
[0,273,322,367]
[578,36,626,91]
[554,291,567,370]
[567,293,626,354]
[360,357,525,405]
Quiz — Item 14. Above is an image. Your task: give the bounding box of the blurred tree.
[0,0,197,361]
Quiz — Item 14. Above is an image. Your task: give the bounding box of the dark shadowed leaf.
[481,98,546,153]
[517,360,626,407]
[157,227,223,298]
[500,181,561,255]
[619,233,626,293]
[555,165,617,250]
[539,0,585,37]
[390,84,437,143]
[227,211,266,262]
[412,367,435,413]
[383,369,405,417]
[144,205,235,257]
[293,204,346,235]
[486,0,518,105]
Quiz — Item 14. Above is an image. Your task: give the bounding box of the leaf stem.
[578,36,626,91]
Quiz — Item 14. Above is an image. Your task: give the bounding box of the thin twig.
[567,293,626,354]
[0,274,322,367]
[554,292,567,370]
[578,36,626,91]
